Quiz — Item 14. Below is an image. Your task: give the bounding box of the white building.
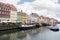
[9,5,17,23]
[10,10,17,22]
[28,13,39,23]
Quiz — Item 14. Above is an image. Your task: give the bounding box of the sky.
[0,0,60,21]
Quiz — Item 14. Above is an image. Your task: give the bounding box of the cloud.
[0,0,20,5]
[51,0,58,3]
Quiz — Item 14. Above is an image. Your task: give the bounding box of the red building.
[0,2,17,22]
[0,2,10,18]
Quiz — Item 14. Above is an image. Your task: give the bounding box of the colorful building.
[18,10,27,23]
[17,11,22,22]
[21,11,28,23]
[0,2,17,23]
[9,5,17,22]
[0,2,58,24]
[29,13,39,23]
[39,16,45,23]
[0,2,10,22]
[44,17,50,24]
[49,18,58,25]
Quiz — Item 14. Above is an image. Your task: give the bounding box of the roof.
[18,10,27,16]
[0,2,17,10]
[9,4,17,11]
[45,17,50,19]
[39,16,45,19]
[31,13,39,17]
[0,2,6,6]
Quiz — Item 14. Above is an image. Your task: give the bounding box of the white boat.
[21,24,35,27]
[18,24,36,30]
[48,26,59,31]
[18,23,41,30]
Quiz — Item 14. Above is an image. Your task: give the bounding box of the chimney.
[21,10,23,12]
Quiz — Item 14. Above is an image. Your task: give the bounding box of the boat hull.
[48,26,59,32]
[19,26,36,30]
[50,28,59,31]
[18,24,41,30]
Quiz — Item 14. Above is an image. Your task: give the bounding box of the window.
[6,7,9,11]
[8,8,10,11]
[0,5,2,10]
[6,8,7,11]
[4,8,6,11]
[2,12,4,14]
[6,12,7,14]
[0,7,1,10]
[4,12,5,14]
[4,8,5,10]
[1,6,4,10]
[7,7,9,11]
[0,11,1,14]
[2,8,4,10]
[3,8,4,10]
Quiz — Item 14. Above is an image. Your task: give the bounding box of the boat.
[41,22,50,26]
[21,24,35,27]
[18,23,41,30]
[48,26,59,31]
[19,24,35,30]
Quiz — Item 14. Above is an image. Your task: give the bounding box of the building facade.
[21,11,27,23]
[9,5,17,22]
[44,17,50,24]
[17,11,22,22]
[0,2,10,22]
[18,10,27,23]
[40,16,45,23]
[29,13,39,23]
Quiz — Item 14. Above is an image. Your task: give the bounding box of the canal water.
[0,24,60,40]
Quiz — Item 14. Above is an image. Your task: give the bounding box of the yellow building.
[36,14,39,23]
[40,16,45,23]
[20,10,27,23]
[22,15,27,23]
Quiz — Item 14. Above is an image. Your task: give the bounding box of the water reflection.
[0,34,9,40]
[0,24,60,40]
[18,31,27,38]
[0,27,46,40]
[9,32,17,40]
